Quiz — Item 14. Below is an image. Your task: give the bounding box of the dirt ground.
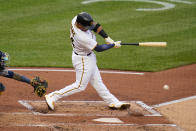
[0,64,196,131]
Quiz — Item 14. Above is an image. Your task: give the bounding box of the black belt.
[74,52,91,56]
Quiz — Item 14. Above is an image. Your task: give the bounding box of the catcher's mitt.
[31,76,48,97]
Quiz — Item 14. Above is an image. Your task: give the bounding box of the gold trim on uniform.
[51,57,85,97]
[92,43,98,50]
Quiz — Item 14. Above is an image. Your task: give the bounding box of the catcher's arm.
[31,76,48,97]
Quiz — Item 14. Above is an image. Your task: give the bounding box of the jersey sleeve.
[77,34,97,50]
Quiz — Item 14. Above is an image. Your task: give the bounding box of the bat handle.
[120,43,139,46]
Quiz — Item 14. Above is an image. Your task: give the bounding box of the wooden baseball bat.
[120,42,167,47]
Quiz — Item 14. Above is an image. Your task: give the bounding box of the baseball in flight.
[163,84,169,90]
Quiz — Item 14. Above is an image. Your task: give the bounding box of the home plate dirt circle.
[19,100,155,116]
[10,100,176,130]
[0,65,196,131]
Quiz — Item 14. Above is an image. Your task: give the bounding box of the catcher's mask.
[76,12,95,30]
[0,52,9,67]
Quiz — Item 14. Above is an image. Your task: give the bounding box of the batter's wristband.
[93,23,101,32]
[99,29,108,38]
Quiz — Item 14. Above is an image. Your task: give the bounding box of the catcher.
[0,50,48,97]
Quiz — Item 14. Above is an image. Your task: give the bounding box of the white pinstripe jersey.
[70,16,97,55]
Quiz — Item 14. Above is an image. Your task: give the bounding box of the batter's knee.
[73,77,89,92]
[75,82,87,92]
[78,85,87,92]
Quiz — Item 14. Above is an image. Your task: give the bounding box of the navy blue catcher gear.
[0,82,5,95]
[0,51,9,68]
[76,12,95,30]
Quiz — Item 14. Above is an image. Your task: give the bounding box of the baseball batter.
[45,12,130,110]
[0,51,48,97]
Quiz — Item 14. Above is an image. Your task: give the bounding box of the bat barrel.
[139,42,167,47]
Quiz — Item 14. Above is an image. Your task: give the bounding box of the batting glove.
[114,41,121,48]
[105,37,114,44]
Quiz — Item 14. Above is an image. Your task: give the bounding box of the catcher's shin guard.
[0,83,5,95]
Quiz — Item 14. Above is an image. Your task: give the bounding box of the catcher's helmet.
[76,12,95,30]
[0,51,9,68]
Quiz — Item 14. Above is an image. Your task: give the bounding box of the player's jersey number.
[70,25,75,48]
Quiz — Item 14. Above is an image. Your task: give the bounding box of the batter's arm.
[92,23,114,44]
[94,44,114,52]
[92,23,107,37]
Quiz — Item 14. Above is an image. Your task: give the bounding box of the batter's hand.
[105,37,114,44]
[114,41,121,48]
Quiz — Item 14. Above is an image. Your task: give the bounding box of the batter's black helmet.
[76,12,95,30]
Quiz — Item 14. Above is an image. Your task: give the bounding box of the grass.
[0,0,195,71]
